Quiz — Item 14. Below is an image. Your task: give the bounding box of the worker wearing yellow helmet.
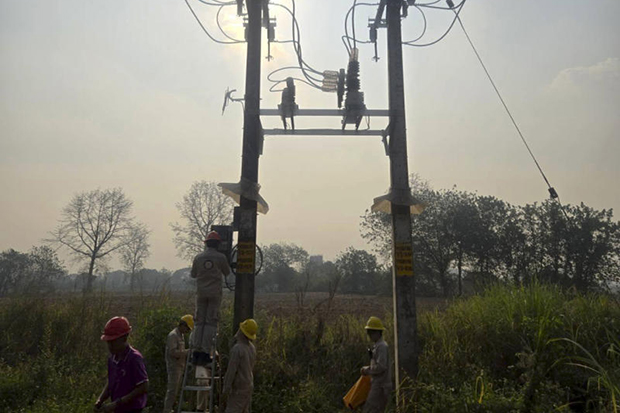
[360,316,392,413]
[163,314,193,413]
[222,319,258,413]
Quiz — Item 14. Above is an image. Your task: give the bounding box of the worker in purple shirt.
[95,316,149,413]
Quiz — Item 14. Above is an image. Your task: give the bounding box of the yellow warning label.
[236,242,256,274]
[394,243,414,277]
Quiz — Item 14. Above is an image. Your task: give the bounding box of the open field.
[1,286,618,412]
[11,291,446,325]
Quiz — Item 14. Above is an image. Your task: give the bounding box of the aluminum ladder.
[176,335,221,413]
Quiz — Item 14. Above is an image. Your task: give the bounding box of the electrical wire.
[267,65,323,92]
[271,2,320,77]
[268,65,322,82]
[417,0,443,4]
[416,0,466,10]
[267,1,324,91]
[402,5,428,44]
[352,0,358,51]
[403,0,466,47]
[454,11,571,221]
[344,2,379,55]
[197,0,236,7]
[289,0,323,76]
[184,0,244,44]
[269,76,323,92]
[342,35,374,45]
[216,4,245,42]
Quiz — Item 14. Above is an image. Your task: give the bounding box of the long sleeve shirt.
[165,327,186,370]
[223,339,256,393]
[368,339,391,389]
[190,247,231,297]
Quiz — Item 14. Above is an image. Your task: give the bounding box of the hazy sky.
[1,0,619,272]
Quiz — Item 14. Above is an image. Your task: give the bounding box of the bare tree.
[120,223,151,293]
[171,181,234,261]
[49,188,136,292]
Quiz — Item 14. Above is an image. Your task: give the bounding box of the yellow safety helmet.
[364,316,385,331]
[239,318,258,341]
[180,314,194,330]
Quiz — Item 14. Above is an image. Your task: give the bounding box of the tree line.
[361,176,620,296]
[1,178,618,296]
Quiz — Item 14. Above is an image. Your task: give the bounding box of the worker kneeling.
[223,319,258,413]
[163,315,193,413]
[190,231,232,365]
[360,316,392,413]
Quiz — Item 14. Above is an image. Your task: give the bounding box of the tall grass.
[413,283,620,412]
[0,284,618,412]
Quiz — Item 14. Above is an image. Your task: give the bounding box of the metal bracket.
[381,129,390,156]
[260,108,389,117]
[222,88,245,115]
[369,18,388,28]
[262,129,385,137]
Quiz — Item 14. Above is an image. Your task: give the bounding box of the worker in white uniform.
[222,319,258,413]
[190,231,231,365]
[163,314,193,413]
[361,316,392,413]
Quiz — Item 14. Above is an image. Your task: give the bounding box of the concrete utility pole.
[386,0,418,405]
[234,0,262,331]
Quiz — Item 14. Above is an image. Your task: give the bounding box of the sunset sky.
[1,0,618,272]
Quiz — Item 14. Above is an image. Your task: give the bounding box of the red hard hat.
[204,231,222,242]
[101,316,132,341]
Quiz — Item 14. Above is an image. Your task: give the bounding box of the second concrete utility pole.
[234,0,262,331]
[386,0,418,407]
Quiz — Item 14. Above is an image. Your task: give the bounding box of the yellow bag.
[343,375,371,410]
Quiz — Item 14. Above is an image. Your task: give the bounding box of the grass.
[0,284,618,412]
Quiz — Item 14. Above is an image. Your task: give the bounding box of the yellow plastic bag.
[343,375,371,410]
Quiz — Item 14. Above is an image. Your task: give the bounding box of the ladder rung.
[183,385,211,391]
[181,411,208,413]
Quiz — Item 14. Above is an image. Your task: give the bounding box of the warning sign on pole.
[236,241,256,274]
[394,243,414,277]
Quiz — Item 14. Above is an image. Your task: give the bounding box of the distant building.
[309,255,323,265]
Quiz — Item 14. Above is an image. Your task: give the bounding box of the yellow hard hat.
[365,316,385,331]
[180,314,194,330]
[239,318,258,340]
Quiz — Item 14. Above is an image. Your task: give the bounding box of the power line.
[454,11,571,221]
[267,1,325,91]
[417,0,465,10]
[344,2,379,55]
[402,0,466,47]
[403,5,428,44]
[184,0,244,45]
[216,4,245,42]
